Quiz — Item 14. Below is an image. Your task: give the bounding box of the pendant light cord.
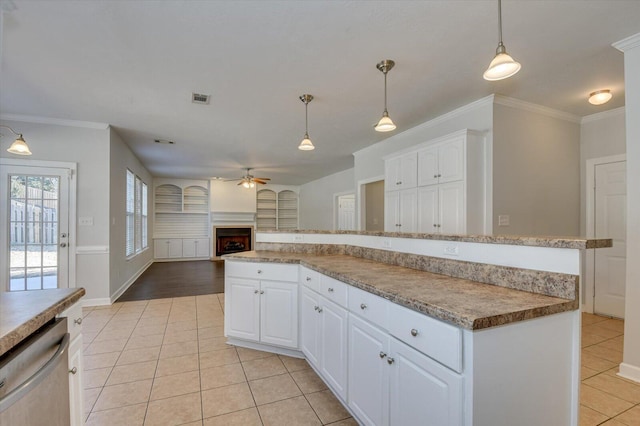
[497,0,503,45]
[384,71,388,113]
[305,100,309,137]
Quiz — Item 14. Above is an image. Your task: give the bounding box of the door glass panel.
[8,174,61,291]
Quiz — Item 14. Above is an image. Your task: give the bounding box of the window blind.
[126,170,135,256]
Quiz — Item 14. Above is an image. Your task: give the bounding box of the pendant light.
[483,0,521,81]
[375,60,396,132]
[298,94,315,151]
[1,125,32,155]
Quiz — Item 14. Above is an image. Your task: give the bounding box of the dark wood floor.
[116,260,224,302]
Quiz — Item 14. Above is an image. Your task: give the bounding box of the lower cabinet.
[59,301,84,426]
[155,237,210,259]
[182,238,210,258]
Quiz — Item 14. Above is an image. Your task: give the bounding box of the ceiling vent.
[154,139,175,145]
[192,93,210,104]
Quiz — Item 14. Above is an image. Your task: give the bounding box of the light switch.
[293,235,304,243]
[79,216,94,226]
[498,215,510,227]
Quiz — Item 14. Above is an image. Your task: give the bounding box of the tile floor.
[580,312,640,426]
[81,294,357,426]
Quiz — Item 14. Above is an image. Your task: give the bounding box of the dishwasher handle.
[0,332,70,412]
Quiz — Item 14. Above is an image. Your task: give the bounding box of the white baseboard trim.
[110,260,154,303]
[618,362,640,384]
[82,297,112,307]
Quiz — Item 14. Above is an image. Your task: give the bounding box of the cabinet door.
[226,277,260,342]
[68,336,84,426]
[399,153,418,189]
[439,182,465,235]
[320,298,349,400]
[195,238,210,257]
[260,280,298,349]
[418,186,439,233]
[399,188,418,233]
[182,239,196,257]
[385,157,401,191]
[438,138,464,184]
[384,191,400,232]
[300,287,321,367]
[154,239,170,258]
[389,339,463,426]
[168,239,183,258]
[418,146,439,187]
[348,315,390,426]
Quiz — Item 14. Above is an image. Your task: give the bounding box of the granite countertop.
[0,288,85,357]
[224,251,577,330]
[257,230,612,249]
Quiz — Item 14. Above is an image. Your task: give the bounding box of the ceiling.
[1,1,639,185]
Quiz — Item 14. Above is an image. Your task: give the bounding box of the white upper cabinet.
[385,152,418,191]
[418,135,465,186]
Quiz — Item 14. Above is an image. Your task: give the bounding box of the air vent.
[192,93,210,104]
[154,139,175,145]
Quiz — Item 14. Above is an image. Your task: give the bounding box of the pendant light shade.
[483,0,521,81]
[375,60,396,132]
[1,125,32,155]
[298,94,315,151]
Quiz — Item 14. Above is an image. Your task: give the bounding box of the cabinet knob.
[387,357,395,365]
[327,287,334,293]
[360,303,367,310]
[434,174,438,178]
[317,307,323,313]
[257,270,262,274]
[398,181,402,185]
[433,224,437,227]
[438,174,442,178]
[254,290,259,294]
[379,351,387,359]
[410,328,419,337]
[314,305,319,311]
[437,224,441,228]
[306,277,312,281]
[69,367,78,375]
[260,290,264,295]
[74,317,83,325]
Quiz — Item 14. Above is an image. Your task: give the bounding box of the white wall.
[210,180,257,212]
[109,128,153,300]
[0,118,111,301]
[299,168,355,230]
[579,108,626,235]
[492,103,581,236]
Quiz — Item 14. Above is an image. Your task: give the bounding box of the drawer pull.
[69,367,78,375]
[387,357,395,365]
[410,329,419,337]
[74,317,83,325]
[328,288,334,293]
[360,303,367,310]
[379,351,387,359]
[306,277,312,281]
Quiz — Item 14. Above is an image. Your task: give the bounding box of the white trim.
[82,297,112,307]
[618,363,640,384]
[333,191,355,231]
[356,175,385,231]
[0,113,109,129]
[581,106,626,124]
[494,95,581,123]
[613,33,640,52]
[225,337,305,359]
[483,131,493,234]
[109,259,153,303]
[211,211,256,223]
[584,154,627,313]
[76,245,109,255]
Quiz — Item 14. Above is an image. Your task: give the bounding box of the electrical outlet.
[79,216,94,226]
[382,239,391,249]
[443,245,459,256]
[498,215,510,227]
[293,235,304,243]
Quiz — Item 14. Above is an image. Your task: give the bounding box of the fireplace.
[215,227,253,257]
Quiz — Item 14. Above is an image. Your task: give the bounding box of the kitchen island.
[224,231,610,426]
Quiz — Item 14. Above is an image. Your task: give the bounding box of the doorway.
[0,161,75,291]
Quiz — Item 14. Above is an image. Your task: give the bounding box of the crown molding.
[0,113,109,130]
[493,95,581,123]
[613,32,640,52]
[581,106,626,124]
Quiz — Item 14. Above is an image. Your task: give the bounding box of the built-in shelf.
[256,189,298,231]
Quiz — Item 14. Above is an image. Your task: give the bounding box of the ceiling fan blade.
[253,179,268,184]
[237,181,244,186]
[255,177,271,181]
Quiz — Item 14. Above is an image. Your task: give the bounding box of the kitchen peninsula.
[224,230,610,426]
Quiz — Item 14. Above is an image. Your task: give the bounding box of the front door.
[1,164,71,291]
[594,160,627,318]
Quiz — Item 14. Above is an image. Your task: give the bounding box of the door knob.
[60,243,67,248]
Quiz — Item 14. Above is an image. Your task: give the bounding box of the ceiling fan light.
[589,89,612,105]
[375,113,396,132]
[298,137,315,151]
[242,180,251,188]
[7,135,32,155]
[483,51,521,81]
[249,181,255,188]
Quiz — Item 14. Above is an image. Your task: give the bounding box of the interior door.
[338,194,356,230]
[594,161,627,318]
[1,165,70,291]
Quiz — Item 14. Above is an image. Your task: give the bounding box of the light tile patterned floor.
[81,295,357,426]
[580,312,640,426]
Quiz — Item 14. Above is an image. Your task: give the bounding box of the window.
[126,169,148,257]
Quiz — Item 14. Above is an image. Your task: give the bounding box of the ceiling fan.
[225,168,271,188]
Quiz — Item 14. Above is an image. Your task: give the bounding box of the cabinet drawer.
[59,301,83,342]
[348,286,389,331]
[388,303,462,372]
[300,266,320,292]
[319,275,348,308]
[226,261,298,282]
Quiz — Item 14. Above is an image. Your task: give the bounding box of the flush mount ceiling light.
[1,125,32,155]
[298,94,315,151]
[588,89,612,105]
[374,60,397,132]
[483,0,521,81]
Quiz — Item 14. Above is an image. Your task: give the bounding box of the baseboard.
[82,297,112,307]
[153,257,211,263]
[110,259,154,303]
[225,337,305,359]
[618,362,640,384]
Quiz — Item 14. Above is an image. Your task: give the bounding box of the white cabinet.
[417,137,464,186]
[384,188,418,233]
[154,238,183,258]
[418,182,465,234]
[385,152,418,191]
[300,286,322,366]
[182,238,210,258]
[225,261,299,349]
[59,301,83,426]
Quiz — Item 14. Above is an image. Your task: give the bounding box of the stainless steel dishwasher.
[0,318,70,425]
